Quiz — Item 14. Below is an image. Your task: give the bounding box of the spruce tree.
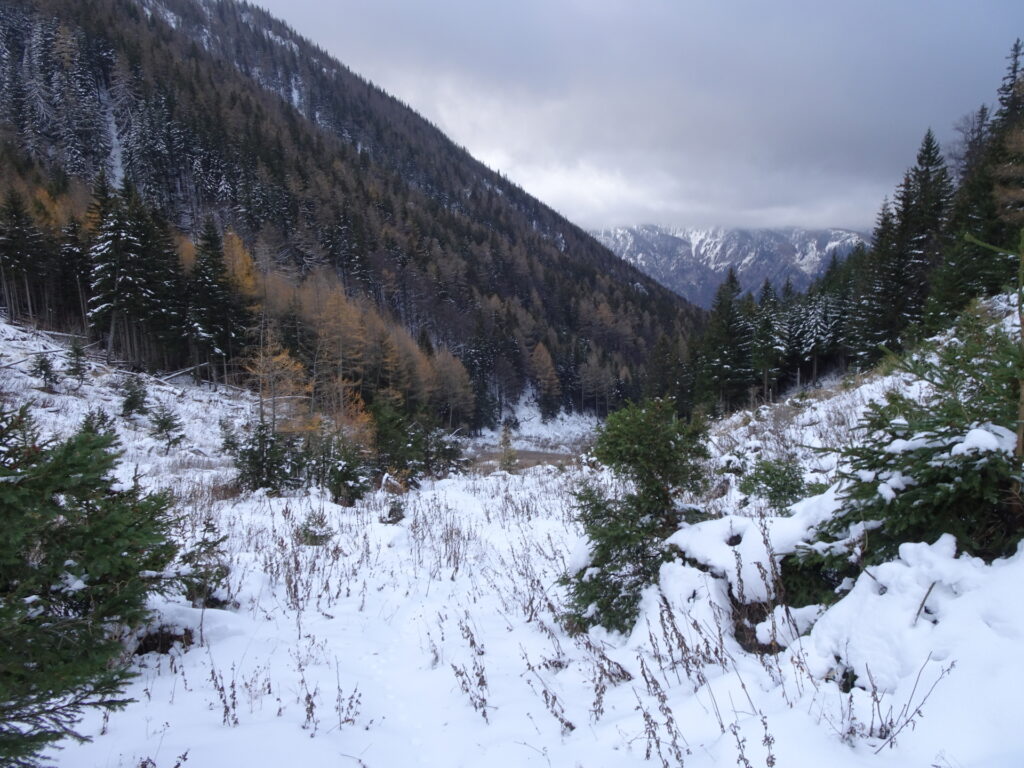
[0,190,46,322]
[562,398,708,634]
[749,280,783,403]
[897,130,954,328]
[864,198,907,352]
[0,406,177,766]
[810,307,1024,569]
[995,38,1023,127]
[88,184,155,364]
[644,334,686,405]
[698,268,752,411]
[187,218,247,381]
[139,211,188,368]
[925,107,1006,329]
[56,219,91,331]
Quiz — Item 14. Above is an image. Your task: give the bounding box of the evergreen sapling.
[0,406,177,766]
[563,398,709,634]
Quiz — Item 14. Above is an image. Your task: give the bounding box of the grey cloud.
[256,0,1022,232]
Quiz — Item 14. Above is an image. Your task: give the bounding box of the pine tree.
[562,399,708,634]
[56,219,91,331]
[811,308,1024,570]
[897,130,954,327]
[698,268,752,411]
[0,190,46,322]
[862,198,908,353]
[996,132,1024,228]
[187,218,248,381]
[991,40,1024,240]
[64,338,88,383]
[925,106,1008,329]
[750,281,784,401]
[644,334,687,406]
[799,290,842,384]
[88,184,150,363]
[0,406,177,766]
[140,211,188,367]
[995,38,1023,127]
[841,244,884,366]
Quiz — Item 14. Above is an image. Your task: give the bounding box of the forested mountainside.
[0,0,702,429]
[677,41,1024,415]
[594,225,865,308]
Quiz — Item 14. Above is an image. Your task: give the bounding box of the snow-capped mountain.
[594,225,866,308]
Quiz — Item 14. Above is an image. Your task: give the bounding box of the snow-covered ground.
[470,396,600,456]
[2,319,1021,768]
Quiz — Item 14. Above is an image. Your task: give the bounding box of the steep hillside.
[594,224,865,307]
[0,0,701,420]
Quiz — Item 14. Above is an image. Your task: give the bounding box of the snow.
[470,394,600,455]
[950,424,1015,456]
[0,314,1021,768]
[104,102,125,187]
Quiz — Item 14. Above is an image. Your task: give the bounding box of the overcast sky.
[254,0,1021,233]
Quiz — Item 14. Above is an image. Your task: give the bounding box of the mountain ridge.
[594,224,866,307]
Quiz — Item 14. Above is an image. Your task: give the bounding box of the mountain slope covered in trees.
[0,0,702,429]
[670,44,1024,415]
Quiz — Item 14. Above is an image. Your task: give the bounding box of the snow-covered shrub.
[295,508,332,546]
[178,519,231,609]
[370,400,465,482]
[233,419,297,493]
[562,398,709,634]
[302,427,371,505]
[230,420,374,503]
[421,423,466,477]
[802,306,1024,575]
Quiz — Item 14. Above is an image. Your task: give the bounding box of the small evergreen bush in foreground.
[562,398,709,635]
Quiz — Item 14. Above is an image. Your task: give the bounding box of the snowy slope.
[594,225,866,308]
[1,319,1021,768]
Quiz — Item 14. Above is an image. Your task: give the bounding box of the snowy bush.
[804,307,1024,574]
[233,419,296,493]
[302,427,371,505]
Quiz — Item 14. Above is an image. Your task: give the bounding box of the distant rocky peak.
[593,224,866,308]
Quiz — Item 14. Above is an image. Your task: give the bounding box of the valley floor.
[1,320,1021,768]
